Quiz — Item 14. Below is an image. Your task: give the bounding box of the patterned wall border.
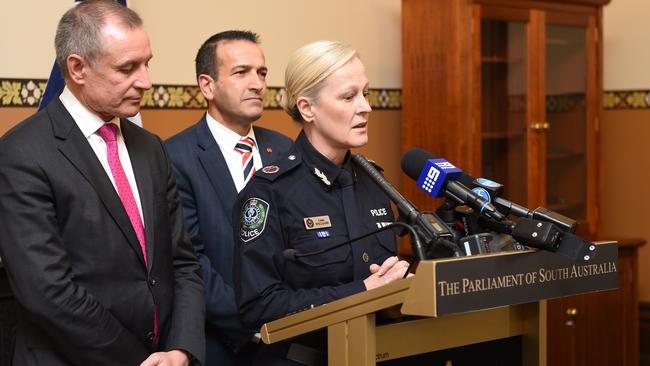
[5,78,648,110]
[0,78,402,110]
[603,90,650,109]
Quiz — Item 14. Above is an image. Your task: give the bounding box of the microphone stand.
[478,217,596,262]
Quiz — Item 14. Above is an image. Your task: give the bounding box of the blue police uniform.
[233,131,397,365]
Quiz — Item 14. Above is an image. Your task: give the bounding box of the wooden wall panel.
[402,0,475,212]
[0,108,35,137]
[641,301,650,365]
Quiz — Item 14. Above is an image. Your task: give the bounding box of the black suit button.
[146,331,155,341]
[149,277,156,286]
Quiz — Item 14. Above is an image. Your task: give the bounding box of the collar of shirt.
[59,86,120,138]
[205,112,257,151]
[205,112,262,193]
[295,130,355,188]
[58,87,144,224]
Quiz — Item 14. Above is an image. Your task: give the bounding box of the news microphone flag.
[415,158,462,197]
[39,0,131,110]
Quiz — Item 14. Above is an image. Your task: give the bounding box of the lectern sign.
[433,242,618,316]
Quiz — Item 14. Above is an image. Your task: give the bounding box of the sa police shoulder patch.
[240,198,270,243]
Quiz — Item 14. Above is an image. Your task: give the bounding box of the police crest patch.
[240,198,270,243]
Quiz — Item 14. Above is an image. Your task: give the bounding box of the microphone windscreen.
[401,148,434,180]
[282,248,298,261]
[458,172,474,187]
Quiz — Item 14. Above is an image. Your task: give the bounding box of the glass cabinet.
[402,1,628,365]
[477,7,598,235]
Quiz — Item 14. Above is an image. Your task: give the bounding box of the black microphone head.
[458,172,474,187]
[401,148,434,180]
[282,248,298,261]
[401,148,476,184]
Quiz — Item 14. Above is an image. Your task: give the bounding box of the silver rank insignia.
[313,167,331,187]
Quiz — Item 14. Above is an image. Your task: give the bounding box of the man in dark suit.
[0,1,204,365]
[165,31,292,365]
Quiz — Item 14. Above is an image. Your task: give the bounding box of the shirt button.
[362,252,369,263]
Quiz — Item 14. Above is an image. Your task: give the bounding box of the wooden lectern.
[259,242,618,365]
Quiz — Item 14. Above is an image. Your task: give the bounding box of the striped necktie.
[235,136,256,184]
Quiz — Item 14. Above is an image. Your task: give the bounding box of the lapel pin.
[266,147,273,153]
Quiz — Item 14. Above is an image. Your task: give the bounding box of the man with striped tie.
[165,31,292,366]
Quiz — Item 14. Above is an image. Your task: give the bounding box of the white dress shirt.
[205,113,262,193]
[59,87,144,224]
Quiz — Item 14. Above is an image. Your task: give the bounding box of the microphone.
[351,154,458,259]
[457,174,578,233]
[401,148,505,221]
[492,197,577,233]
[283,222,421,263]
[457,233,493,256]
[467,176,504,202]
[454,205,482,237]
[478,216,595,262]
[453,168,578,233]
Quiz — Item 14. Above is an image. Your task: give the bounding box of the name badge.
[303,215,332,230]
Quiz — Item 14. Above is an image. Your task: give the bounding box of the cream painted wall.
[602,0,650,301]
[603,0,650,90]
[0,1,71,79]
[0,0,402,88]
[2,0,645,89]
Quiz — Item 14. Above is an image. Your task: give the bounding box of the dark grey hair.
[55,0,143,78]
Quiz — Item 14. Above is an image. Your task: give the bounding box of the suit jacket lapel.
[195,117,238,208]
[121,121,154,270]
[50,99,147,268]
[255,127,281,166]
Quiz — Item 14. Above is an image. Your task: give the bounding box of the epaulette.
[256,151,302,182]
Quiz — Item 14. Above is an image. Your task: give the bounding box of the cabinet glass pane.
[481,20,528,205]
[545,26,586,221]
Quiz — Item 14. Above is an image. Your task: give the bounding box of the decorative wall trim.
[0,78,402,110]
[604,90,650,110]
[0,79,47,107]
[5,78,648,111]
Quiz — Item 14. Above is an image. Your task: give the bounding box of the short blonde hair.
[282,40,358,122]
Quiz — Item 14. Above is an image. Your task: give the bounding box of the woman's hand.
[363,256,410,290]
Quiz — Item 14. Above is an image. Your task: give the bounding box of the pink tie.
[97,123,147,263]
[97,123,158,342]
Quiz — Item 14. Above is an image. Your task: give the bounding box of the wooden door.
[540,9,603,366]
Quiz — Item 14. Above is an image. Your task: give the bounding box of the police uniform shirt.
[233,131,397,329]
